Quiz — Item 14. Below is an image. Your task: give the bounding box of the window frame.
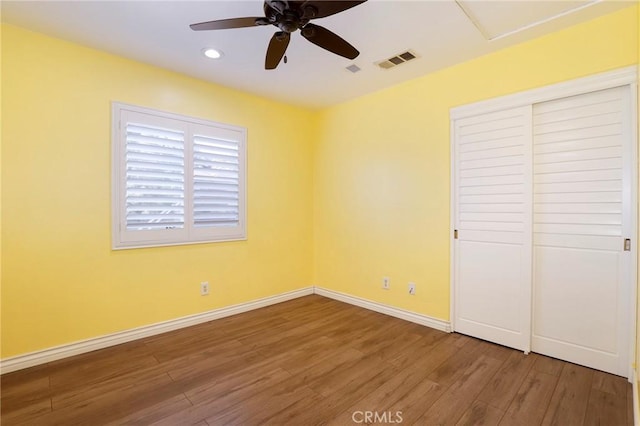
[112,102,247,250]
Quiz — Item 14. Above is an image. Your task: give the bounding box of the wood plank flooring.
[1,295,633,425]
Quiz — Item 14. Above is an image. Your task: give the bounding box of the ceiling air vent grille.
[345,64,361,73]
[376,50,418,70]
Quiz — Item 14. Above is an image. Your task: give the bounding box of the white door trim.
[449,66,638,379]
[626,82,638,381]
[450,66,637,120]
[450,118,457,333]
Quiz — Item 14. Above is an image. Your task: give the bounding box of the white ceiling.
[1,0,634,109]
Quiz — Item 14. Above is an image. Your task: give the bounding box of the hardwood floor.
[1,295,633,425]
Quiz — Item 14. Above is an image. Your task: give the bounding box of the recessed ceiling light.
[202,48,223,59]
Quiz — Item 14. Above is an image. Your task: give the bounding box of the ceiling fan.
[190,1,367,70]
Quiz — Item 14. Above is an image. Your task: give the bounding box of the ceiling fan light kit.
[190,0,367,70]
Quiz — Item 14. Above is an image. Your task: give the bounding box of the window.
[112,103,246,249]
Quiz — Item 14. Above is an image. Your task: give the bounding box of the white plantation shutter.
[125,123,185,230]
[113,104,246,249]
[193,134,240,228]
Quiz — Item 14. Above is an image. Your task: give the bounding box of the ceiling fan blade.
[301,1,367,19]
[265,31,290,70]
[301,23,359,60]
[190,17,265,31]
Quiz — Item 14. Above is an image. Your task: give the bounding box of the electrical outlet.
[382,277,390,290]
[408,282,416,295]
[200,281,210,296]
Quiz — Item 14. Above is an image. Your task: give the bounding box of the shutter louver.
[193,135,240,228]
[125,123,185,230]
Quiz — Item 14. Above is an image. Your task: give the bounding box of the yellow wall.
[1,24,316,357]
[2,6,639,360]
[313,6,639,320]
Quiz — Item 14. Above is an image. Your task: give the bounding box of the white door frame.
[449,65,638,380]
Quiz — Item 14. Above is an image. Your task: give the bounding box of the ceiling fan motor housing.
[265,0,316,33]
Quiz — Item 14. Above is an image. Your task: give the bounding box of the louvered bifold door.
[531,86,631,376]
[453,106,533,351]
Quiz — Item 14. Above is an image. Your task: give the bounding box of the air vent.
[346,64,361,73]
[399,51,416,61]
[376,50,418,70]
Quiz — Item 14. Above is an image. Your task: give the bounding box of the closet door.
[453,106,532,351]
[531,86,631,376]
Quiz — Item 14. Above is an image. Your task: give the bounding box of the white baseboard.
[634,369,639,426]
[0,287,313,374]
[1,285,451,374]
[314,286,451,333]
